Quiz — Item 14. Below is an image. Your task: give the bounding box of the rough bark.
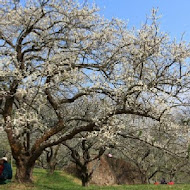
[81,166,89,187]
[14,156,35,183]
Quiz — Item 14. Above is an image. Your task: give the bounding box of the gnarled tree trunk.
[15,163,34,183]
[14,155,36,183]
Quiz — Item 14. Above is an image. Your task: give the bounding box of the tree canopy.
[0,0,190,183]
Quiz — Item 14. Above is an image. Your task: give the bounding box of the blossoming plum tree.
[0,0,190,183]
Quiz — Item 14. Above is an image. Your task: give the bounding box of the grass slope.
[0,168,190,190]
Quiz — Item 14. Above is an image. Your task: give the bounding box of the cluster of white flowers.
[0,1,189,166]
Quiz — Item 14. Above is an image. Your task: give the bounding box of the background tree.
[45,145,61,175]
[113,113,190,184]
[37,145,70,173]
[63,134,106,187]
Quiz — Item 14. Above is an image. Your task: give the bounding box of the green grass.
[0,168,190,190]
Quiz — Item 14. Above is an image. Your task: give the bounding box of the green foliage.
[1,168,190,190]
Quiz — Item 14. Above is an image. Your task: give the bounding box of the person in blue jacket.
[0,157,12,184]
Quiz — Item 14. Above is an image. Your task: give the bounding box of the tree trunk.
[169,172,175,181]
[140,173,148,184]
[81,166,89,187]
[15,157,35,183]
[48,162,56,175]
[81,175,89,187]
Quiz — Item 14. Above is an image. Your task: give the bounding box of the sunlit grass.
[0,168,190,190]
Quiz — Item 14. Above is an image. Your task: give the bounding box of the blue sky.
[88,0,190,41]
[19,0,190,41]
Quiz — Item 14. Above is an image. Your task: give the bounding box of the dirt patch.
[89,156,116,185]
[105,156,142,184]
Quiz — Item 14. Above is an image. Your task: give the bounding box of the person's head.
[0,157,7,165]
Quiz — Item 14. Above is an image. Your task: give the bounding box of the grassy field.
[1,168,190,190]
